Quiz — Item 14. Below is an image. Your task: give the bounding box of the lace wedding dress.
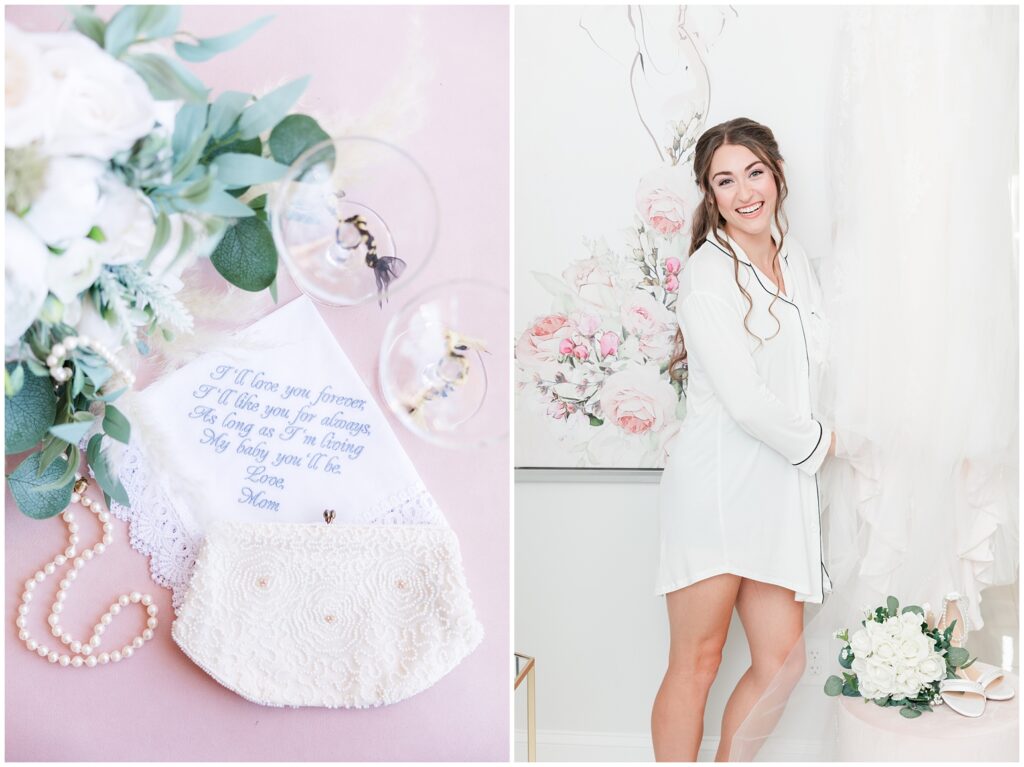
[730,6,1018,760]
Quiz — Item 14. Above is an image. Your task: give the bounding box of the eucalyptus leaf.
[7,452,74,520]
[210,217,278,291]
[87,434,130,507]
[823,675,844,696]
[208,91,252,138]
[38,435,70,474]
[5,363,57,454]
[134,5,182,41]
[49,418,95,444]
[172,103,208,159]
[268,114,331,167]
[901,605,925,617]
[69,6,106,45]
[143,212,172,269]
[206,136,262,161]
[899,707,922,719]
[236,76,311,140]
[173,15,272,62]
[886,596,899,616]
[189,186,257,218]
[172,128,213,182]
[123,53,208,102]
[103,6,141,58]
[6,363,25,397]
[946,647,970,667]
[35,445,80,492]
[102,404,131,445]
[211,152,288,188]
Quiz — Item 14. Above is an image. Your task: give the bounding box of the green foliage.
[102,404,131,444]
[87,434,130,507]
[5,363,57,454]
[174,15,272,62]
[210,217,278,291]
[269,114,332,167]
[210,152,288,189]
[7,452,74,519]
[122,52,208,102]
[236,76,311,139]
[823,675,843,696]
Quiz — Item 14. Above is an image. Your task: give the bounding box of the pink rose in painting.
[599,331,619,358]
[636,168,693,236]
[573,312,601,337]
[516,313,574,368]
[665,274,679,293]
[599,365,678,435]
[547,400,568,419]
[665,257,681,275]
[572,345,590,361]
[620,291,676,360]
[558,338,575,355]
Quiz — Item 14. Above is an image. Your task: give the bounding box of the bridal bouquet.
[5,7,329,519]
[824,595,973,718]
[515,168,695,467]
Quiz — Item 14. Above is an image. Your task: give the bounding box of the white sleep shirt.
[657,227,834,603]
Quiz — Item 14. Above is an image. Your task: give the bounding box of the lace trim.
[105,443,444,614]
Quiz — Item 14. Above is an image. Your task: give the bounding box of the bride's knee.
[667,639,725,689]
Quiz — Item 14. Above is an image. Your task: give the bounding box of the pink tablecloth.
[4,5,509,761]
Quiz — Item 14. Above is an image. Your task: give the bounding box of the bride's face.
[708,143,777,239]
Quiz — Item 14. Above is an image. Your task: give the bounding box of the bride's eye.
[750,169,763,178]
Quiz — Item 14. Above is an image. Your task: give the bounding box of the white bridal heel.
[936,592,1015,716]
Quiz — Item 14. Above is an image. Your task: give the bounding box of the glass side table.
[515,653,536,762]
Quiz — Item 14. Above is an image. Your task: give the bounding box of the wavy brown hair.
[668,117,790,382]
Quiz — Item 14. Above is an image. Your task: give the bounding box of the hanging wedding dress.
[730,6,1018,760]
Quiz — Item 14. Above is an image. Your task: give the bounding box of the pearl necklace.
[16,477,157,667]
[45,334,136,388]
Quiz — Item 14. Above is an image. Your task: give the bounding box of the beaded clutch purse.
[172,520,483,708]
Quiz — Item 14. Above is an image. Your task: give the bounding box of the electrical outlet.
[803,639,829,683]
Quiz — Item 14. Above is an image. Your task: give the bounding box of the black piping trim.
[707,237,827,599]
[793,420,823,466]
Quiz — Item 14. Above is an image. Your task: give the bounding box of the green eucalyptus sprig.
[5,6,332,519]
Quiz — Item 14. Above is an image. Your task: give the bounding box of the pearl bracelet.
[45,334,136,388]
[16,477,157,668]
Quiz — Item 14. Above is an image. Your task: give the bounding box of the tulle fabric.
[730,6,1018,760]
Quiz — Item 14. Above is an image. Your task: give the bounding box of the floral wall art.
[515,5,734,469]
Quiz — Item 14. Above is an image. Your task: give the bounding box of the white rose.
[865,657,897,695]
[94,176,156,265]
[849,628,873,658]
[5,23,56,148]
[915,655,945,683]
[620,290,676,361]
[5,213,50,345]
[47,238,104,304]
[858,676,882,701]
[872,638,898,663]
[23,156,104,247]
[850,655,868,678]
[599,364,678,436]
[38,32,156,159]
[75,296,127,353]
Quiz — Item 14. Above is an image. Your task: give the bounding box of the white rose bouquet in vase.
[824,595,974,718]
[5,6,332,520]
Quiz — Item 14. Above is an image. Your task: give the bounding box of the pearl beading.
[45,334,136,387]
[16,477,157,668]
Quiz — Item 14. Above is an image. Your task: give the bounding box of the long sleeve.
[679,290,830,475]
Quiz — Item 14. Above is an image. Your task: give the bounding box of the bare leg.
[715,579,805,762]
[652,574,742,762]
